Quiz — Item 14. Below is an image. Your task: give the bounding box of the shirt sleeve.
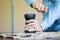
[25,0,37,7]
[40,0,60,31]
[40,19,49,31]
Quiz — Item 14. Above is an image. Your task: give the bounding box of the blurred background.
[0,0,43,32]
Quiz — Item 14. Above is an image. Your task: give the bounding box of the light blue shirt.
[25,0,60,32]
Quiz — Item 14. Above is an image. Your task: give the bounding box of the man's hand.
[32,2,48,12]
[25,19,42,32]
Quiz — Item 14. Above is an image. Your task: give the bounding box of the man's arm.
[25,0,48,12]
[25,19,43,32]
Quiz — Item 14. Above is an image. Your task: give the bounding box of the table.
[0,32,60,40]
[0,37,60,40]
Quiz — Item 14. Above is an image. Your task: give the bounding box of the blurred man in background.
[25,0,60,32]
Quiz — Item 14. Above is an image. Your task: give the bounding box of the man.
[25,0,60,32]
